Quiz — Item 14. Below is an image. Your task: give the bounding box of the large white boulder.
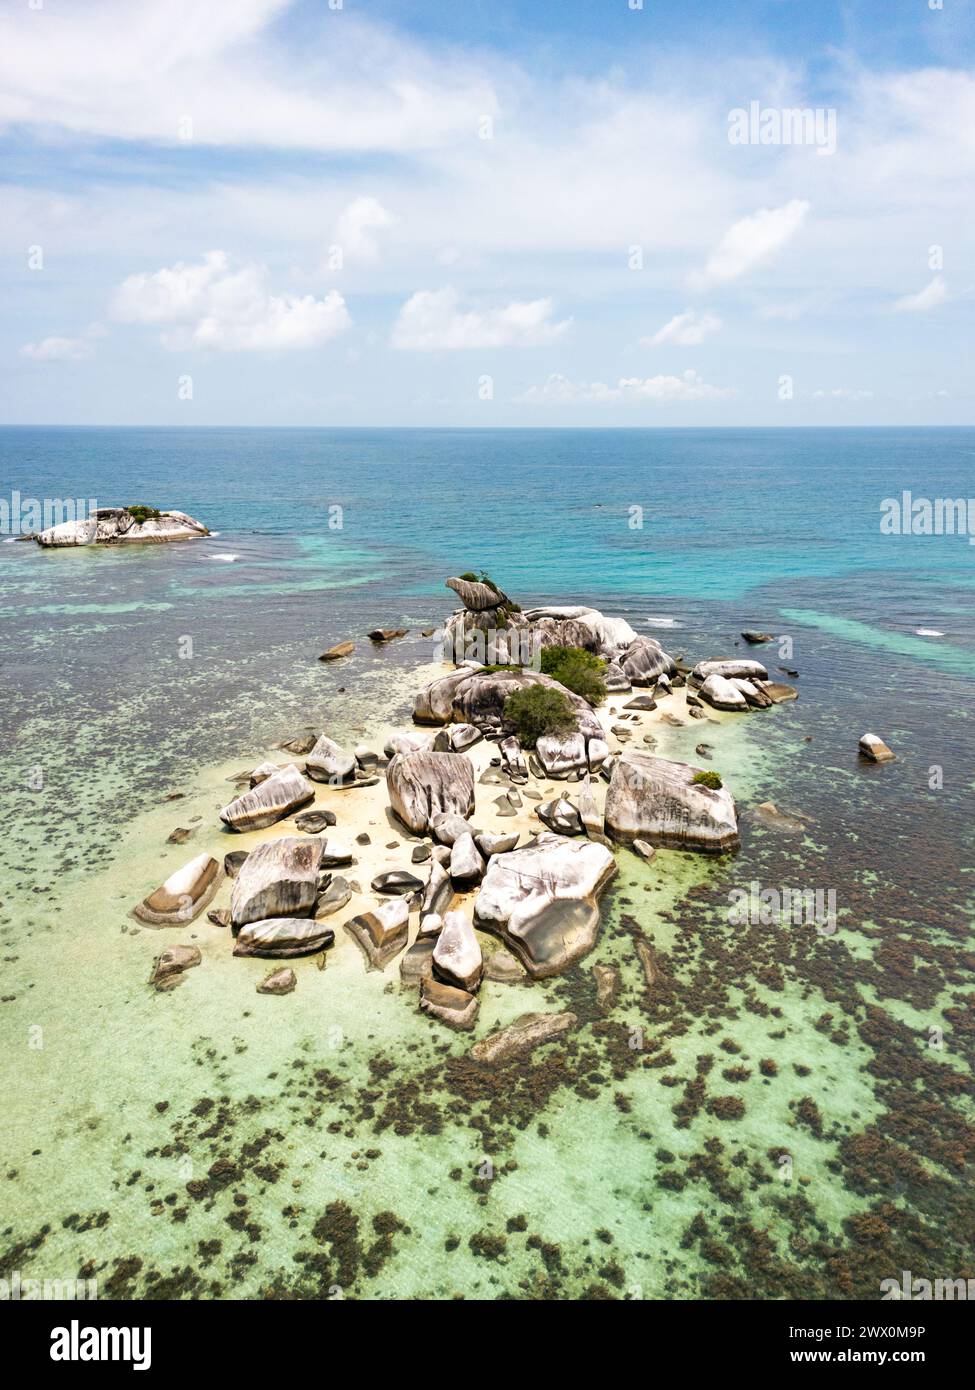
[474,834,617,978]
[231,837,323,927]
[432,910,483,992]
[699,674,749,711]
[604,751,739,853]
[386,751,475,834]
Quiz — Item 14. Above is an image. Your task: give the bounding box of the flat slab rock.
[150,944,202,991]
[233,918,334,958]
[470,1011,577,1064]
[474,833,617,978]
[134,853,220,926]
[604,750,740,853]
[219,764,314,832]
[257,967,297,994]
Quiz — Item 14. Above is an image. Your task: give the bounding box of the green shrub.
[692,770,723,790]
[127,504,162,524]
[503,684,576,748]
[540,645,607,705]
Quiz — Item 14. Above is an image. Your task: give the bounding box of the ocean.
[1,426,972,1299]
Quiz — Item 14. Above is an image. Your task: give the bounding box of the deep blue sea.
[2,422,973,871]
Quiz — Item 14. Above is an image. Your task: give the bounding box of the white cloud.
[691,199,810,289]
[0,0,497,152]
[110,251,351,352]
[391,286,570,350]
[517,369,733,404]
[643,309,722,347]
[892,275,948,313]
[333,198,396,265]
[20,336,93,362]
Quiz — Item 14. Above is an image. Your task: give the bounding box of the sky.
[1,0,973,427]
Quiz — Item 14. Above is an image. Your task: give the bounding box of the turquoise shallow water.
[0,427,973,1299]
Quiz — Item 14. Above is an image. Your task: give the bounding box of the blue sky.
[2,0,973,425]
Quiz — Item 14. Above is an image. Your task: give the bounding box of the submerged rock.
[279,734,318,755]
[219,764,314,832]
[233,918,334,958]
[419,977,479,1031]
[231,837,323,928]
[592,963,620,1011]
[134,853,220,926]
[150,944,202,991]
[752,801,809,833]
[257,967,297,995]
[319,641,354,661]
[368,628,408,642]
[483,947,526,983]
[470,1011,577,1064]
[386,751,475,834]
[344,897,409,970]
[604,751,739,853]
[741,630,774,644]
[474,834,617,978]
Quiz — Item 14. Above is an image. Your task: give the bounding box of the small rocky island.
[36,505,209,547]
[138,571,801,1055]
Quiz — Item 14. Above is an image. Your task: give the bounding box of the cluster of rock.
[218,738,383,832]
[36,507,210,548]
[141,571,827,1054]
[687,658,797,713]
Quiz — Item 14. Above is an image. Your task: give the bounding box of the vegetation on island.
[539,645,607,705]
[692,769,724,790]
[126,504,162,524]
[503,684,576,748]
